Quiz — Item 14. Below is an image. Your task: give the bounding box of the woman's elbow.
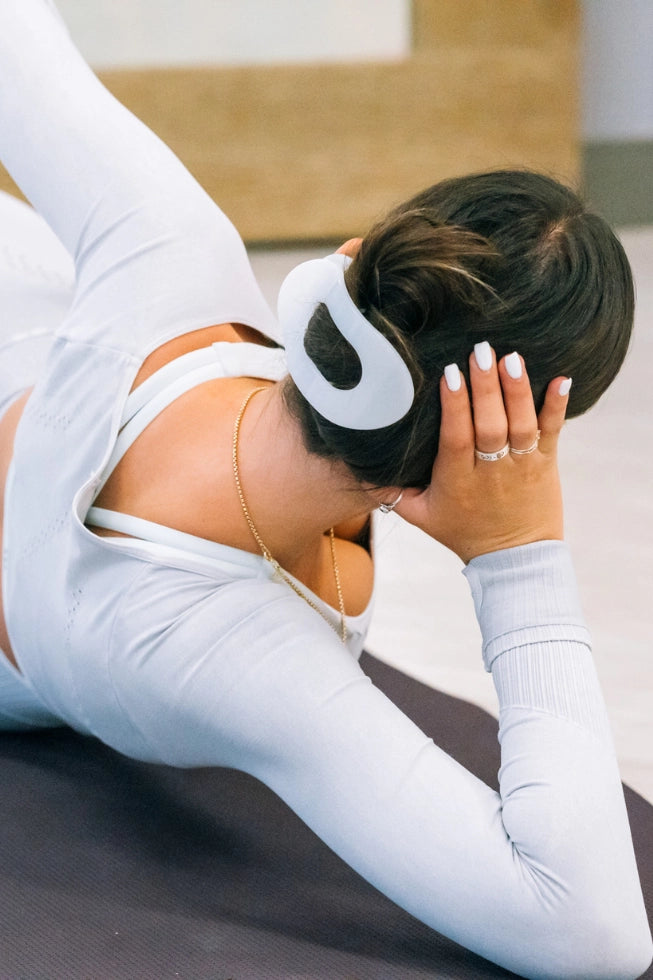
[587,925,653,980]
[534,910,653,980]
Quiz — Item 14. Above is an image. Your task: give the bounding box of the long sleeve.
[0,0,278,356]
[1,5,650,977]
[463,541,652,974]
[89,542,653,980]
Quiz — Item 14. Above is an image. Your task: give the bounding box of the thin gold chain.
[232,386,347,644]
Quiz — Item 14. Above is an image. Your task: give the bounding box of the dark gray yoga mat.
[0,651,650,979]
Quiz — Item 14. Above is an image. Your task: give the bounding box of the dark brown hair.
[283,170,634,487]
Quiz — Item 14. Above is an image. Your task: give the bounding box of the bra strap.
[121,345,221,425]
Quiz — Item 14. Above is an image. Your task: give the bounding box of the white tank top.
[86,340,375,645]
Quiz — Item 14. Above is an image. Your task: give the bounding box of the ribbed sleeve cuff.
[462,542,613,739]
[462,541,591,672]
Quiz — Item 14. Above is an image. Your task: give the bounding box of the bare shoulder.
[132,322,278,390]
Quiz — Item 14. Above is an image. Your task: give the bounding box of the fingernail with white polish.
[559,377,572,396]
[504,351,522,379]
[474,341,492,371]
[444,363,461,391]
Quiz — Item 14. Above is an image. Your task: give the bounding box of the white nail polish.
[559,377,572,396]
[504,352,522,379]
[474,341,492,372]
[444,363,461,391]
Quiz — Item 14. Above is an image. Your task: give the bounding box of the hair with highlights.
[283,170,634,487]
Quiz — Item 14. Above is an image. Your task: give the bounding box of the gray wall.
[582,0,653,224]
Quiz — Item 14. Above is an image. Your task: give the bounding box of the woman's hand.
[395,342,571,563]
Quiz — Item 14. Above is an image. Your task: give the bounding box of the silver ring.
[379,491,403,514]
[510,431,541,456]
[474,443,510,462]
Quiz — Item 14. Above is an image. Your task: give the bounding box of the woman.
[0,2,651,977]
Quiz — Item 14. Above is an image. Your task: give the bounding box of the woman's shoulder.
[130,322,280,391]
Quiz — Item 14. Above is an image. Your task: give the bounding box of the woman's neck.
[234,384,374,569]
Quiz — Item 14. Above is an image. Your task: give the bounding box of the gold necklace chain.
[232,386,347,645]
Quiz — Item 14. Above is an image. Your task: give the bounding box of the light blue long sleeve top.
[0,3,650,977]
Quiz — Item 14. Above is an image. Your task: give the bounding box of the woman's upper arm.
[0,0,191,256]
[0,0,276,352]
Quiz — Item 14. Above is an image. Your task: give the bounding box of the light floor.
[250,227,653,805]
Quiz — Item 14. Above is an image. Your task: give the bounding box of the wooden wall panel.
[0,1,579,242]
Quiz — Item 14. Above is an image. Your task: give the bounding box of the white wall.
[582,0,653,141]
[56,0,411,69]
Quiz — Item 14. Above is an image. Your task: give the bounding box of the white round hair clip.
[278,253,415,430]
